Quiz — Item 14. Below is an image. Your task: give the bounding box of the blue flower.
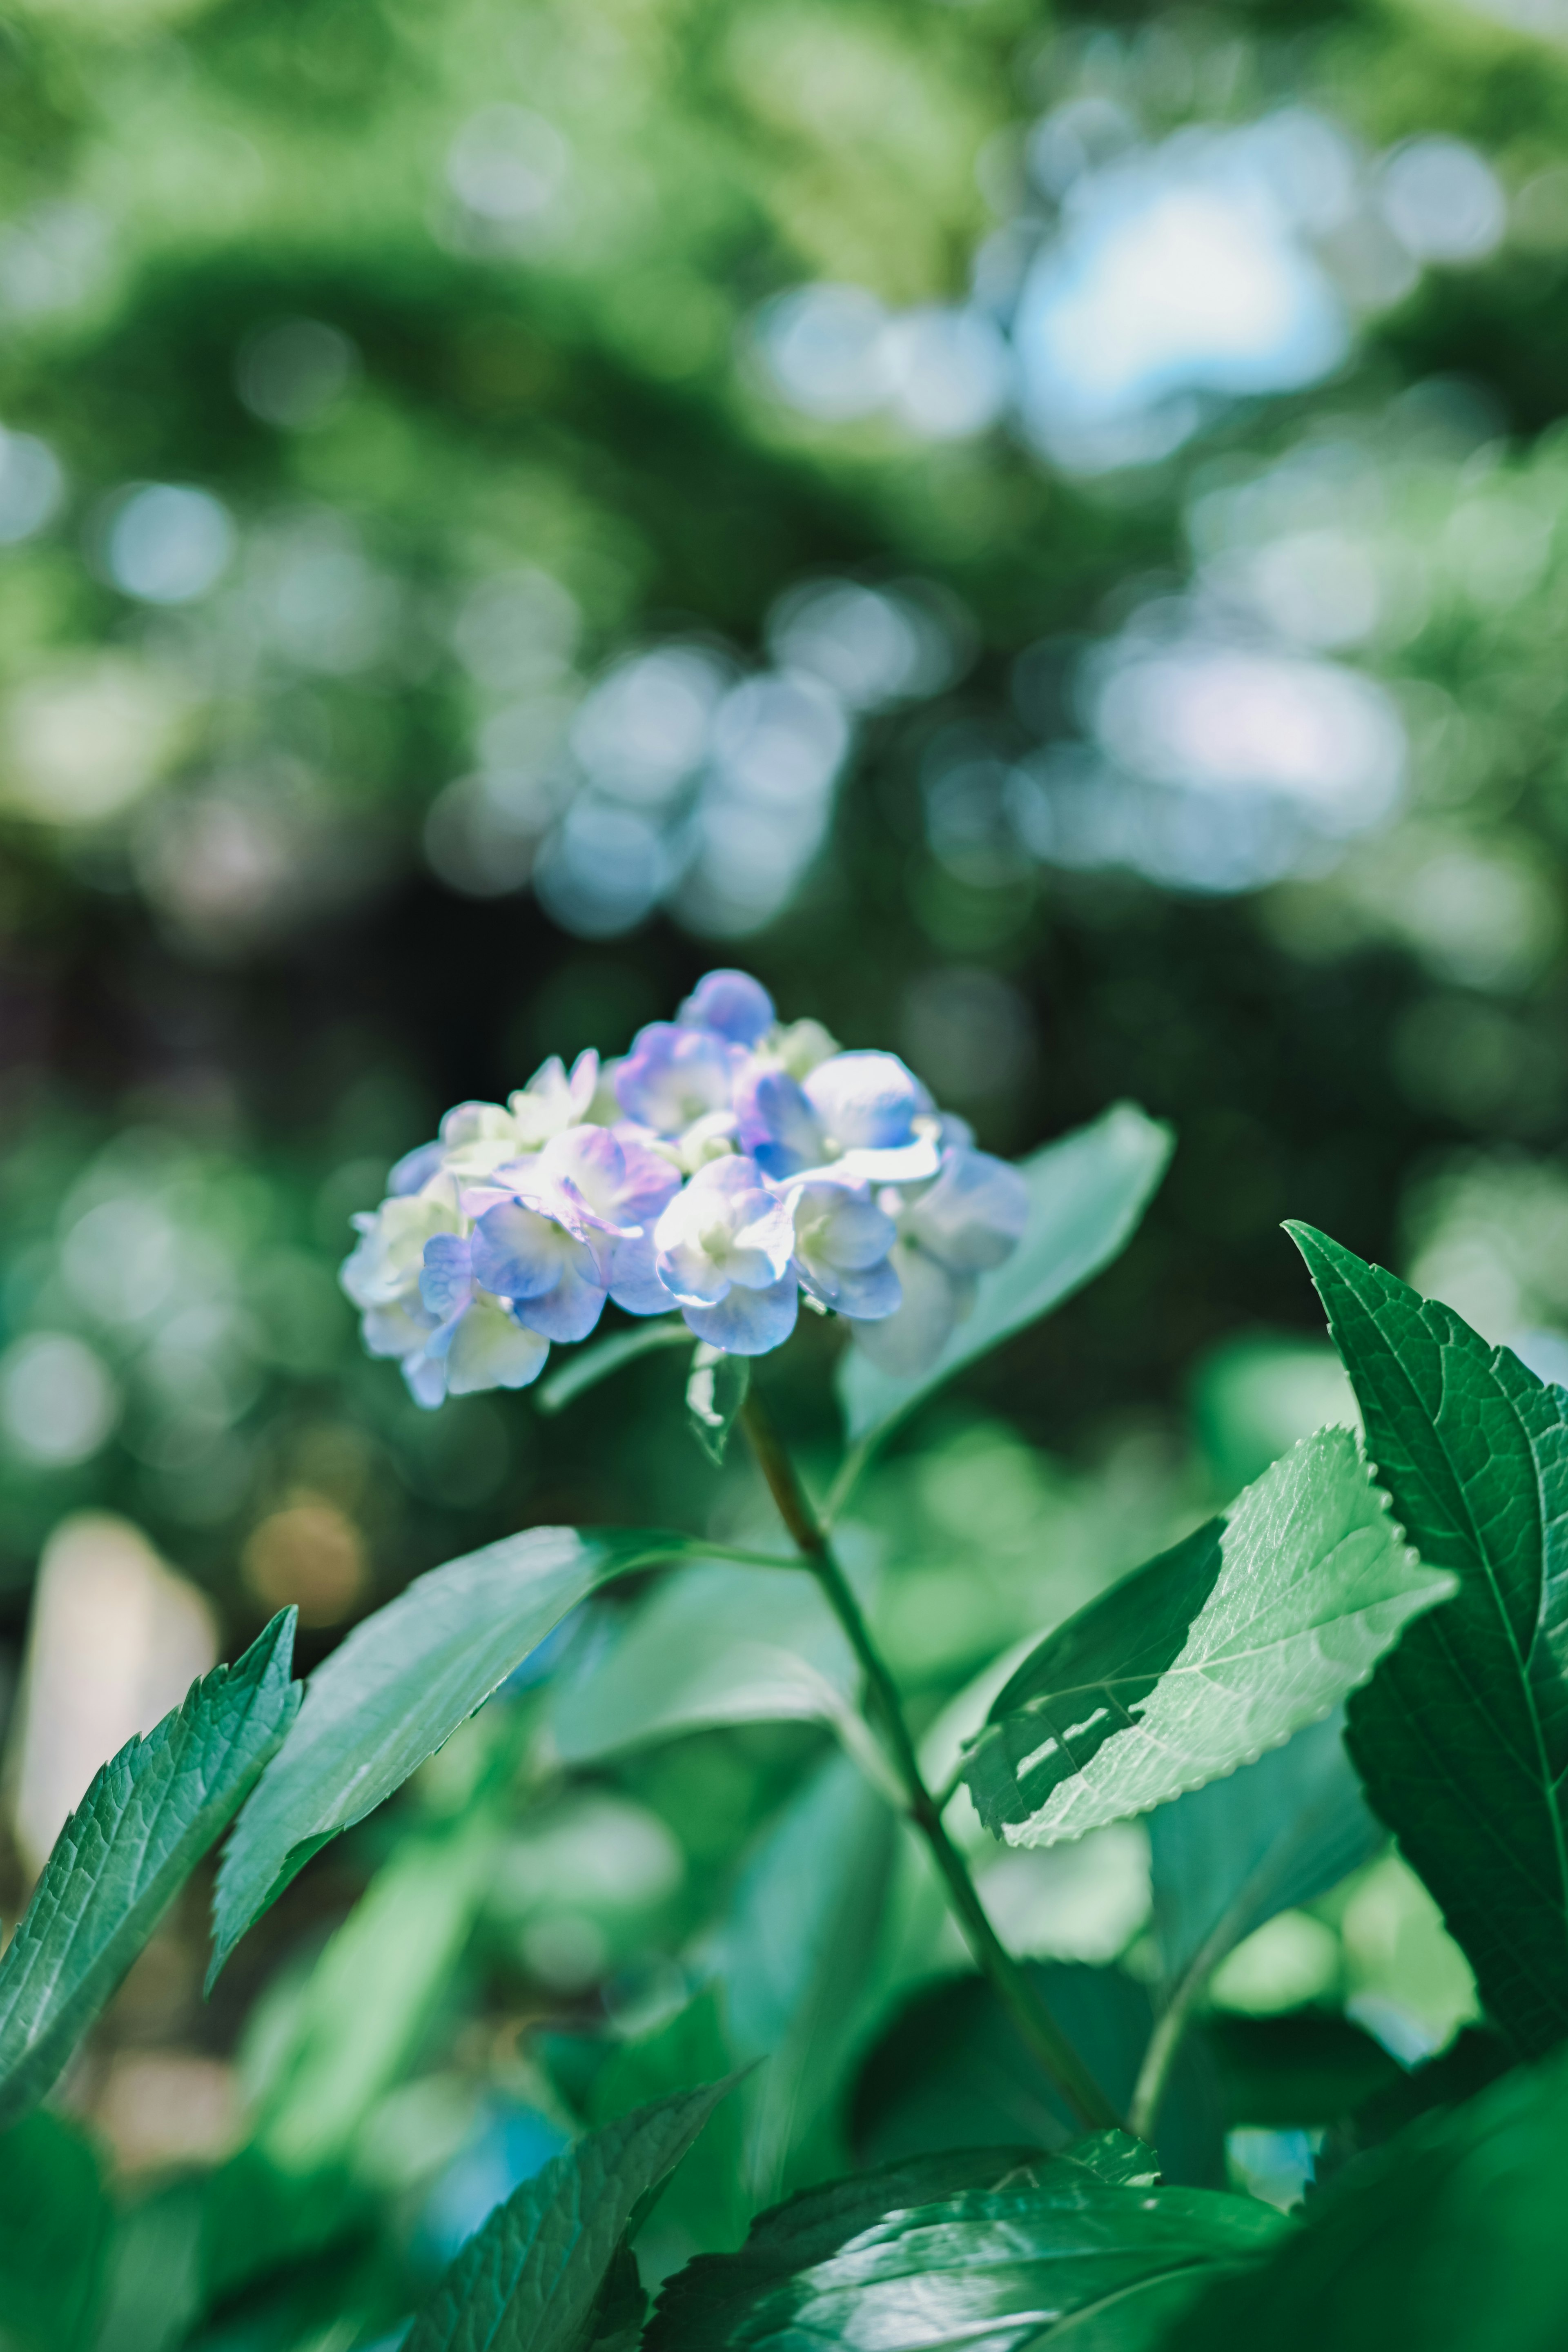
[482,1126,681,1317]
[653,1155,798,1354]
[403,1233,551,1405]
[785,1175,901,1319]
[845,1142,1029,1375]
[677,968,775,1046]
[614,1023,745,1138]
[469,1196,610,1344]
[736,1049,940,1184]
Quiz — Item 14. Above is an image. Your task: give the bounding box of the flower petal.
[513,1258,608,1343]
[472,1201,584,1300]
[445,1301,551,1394]
[804,1051,928,1152]
[677,968,775,1046]
[847,1242,969,1376]
[419,1233,474,1321]
[905,1147,1030,1272]
[682,1275,799,1355]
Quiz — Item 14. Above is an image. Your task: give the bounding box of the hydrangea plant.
[6,1038,1568,2348]
[339,969,1029,1405]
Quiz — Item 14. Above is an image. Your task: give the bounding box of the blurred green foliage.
[0,0,1566,2338]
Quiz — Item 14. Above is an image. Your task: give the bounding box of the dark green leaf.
[686,1344,750,1465]
[209,1527,695,1983]
[963,1429,1452,1847]
[1149,1712,1384,1991]
[535,1320,692,1415]
[403,2079,735,2352]
[853,1964,1225,2191]
[1204,2011,1405,2130]
[0,2111,109,2352]
[585,1989,752,2260]
[837,1103,1173,1452]
[0,1611,298,2131]
[646,2132,1287,2352]
[1289,1222,1568,2056]
[1167,2038,1568,2352]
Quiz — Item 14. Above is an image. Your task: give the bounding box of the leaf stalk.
[738,1385,1122,2136]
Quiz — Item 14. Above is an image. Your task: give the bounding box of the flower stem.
[738,1386,1122,2137]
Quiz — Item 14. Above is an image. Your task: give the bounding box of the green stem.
[738,1388,1122,2137]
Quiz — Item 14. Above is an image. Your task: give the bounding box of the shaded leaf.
[210,1528,695,1983]
[853,1963,1226,2190]
[687,1345,750,1465]
[646,2131,1287,2352]
[536,1320,692,1416]
[837,1103,1173,1452]
[544,1560,896,1798]
[714,1748,903,2202]
[1149,1711,1385,1990]
[0,1611,298,2130]
[1205,2011,1405,2131]
[403,2079,734,2352]
[1290,1222,1568,2057]
[963,1429,1452,1848]
[1168,2038,1568,2352]
[0,2111,109,2352]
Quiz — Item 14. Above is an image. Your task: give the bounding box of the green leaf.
[855,1963,1226,2190]
[0,2111,109,2352]
[1149,1711,1385,1992]
[403,2079,735,2352]
[686,1344,750,1465]
[0,1611,298,2132]
[1288,1222,1568,2058]
[544,1560,897,1798]
[963,1428,1454,1848]
[836,1102,1172,1452]
[253,1804,504,2172]
[209,1527,695,1984]
[535,1319,692,1415]
[715,1748,903,2202]
[645,2134,1289,2352]
[1167,2038,1568,2352]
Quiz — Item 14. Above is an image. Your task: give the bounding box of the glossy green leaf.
[0,1612,298,2131]
[210,1527,695,1983]
[646,2131,1288,2352]
[836,1102,1173,1451]
[403,2079,735,2352]
[687,1344,751,1465]
[1289,1223,1568,2057]
[963,1428,1453,1848]
[544,1560,896,1797]
[1149,1711,1385,1991]
[1168,2038,1568,2352]
[535,1320,692,1415]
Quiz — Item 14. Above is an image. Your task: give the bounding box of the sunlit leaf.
[836,1102,1172,1453]
[1168,2038,1568,2352]
[646,2131,1288,2352]
[963,1428,1453,1848]
[1290,1223,1568,2058]
[209,1528,697,1982]
[403,2079,735,2352]
[0,1611,299,2131]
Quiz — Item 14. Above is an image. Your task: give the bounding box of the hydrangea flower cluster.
[341,971,1030,1407]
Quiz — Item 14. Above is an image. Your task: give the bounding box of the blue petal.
[681,1275,799,1355]
[514,1259,609,1342]
[677,969,775,1046]
[419,1234,473,1319]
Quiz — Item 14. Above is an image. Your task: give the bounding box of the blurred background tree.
[0,0,1559,2293]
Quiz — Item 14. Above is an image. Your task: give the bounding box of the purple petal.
[513,1258,608,1342]
[472,1201,581,1301]
[800,1254,902,1319]
[606,1232,679,1316]
[681,1275,799,1355]
[677,969,775,1046]
[614,1024,743,1135]
[735,1065,826,1181]
[419,1234,474,1320]
[907,1147,1030,1273]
